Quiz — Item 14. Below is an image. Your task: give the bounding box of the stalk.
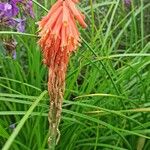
[47,68,64,149]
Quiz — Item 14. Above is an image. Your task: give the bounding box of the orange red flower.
[38,0,87,145]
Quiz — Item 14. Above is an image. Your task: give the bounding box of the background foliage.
[0,0,150,149]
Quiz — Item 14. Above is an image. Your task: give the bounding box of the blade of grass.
[2,90,47,150]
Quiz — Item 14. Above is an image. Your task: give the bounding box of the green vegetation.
[0,0,150,149]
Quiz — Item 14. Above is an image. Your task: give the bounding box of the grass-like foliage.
[0,0,150,149]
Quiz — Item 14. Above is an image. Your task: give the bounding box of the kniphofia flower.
[38,0,87,146]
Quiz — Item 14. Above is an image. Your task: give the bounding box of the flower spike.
[38,0,87,148]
